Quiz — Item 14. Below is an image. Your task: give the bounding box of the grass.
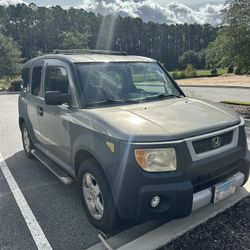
[169,68,227,78]
[196,69,226,76]
[132,73,158,82]
[221,100,250,106]
[132,69,228,82]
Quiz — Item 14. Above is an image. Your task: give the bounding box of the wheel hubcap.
[82,173,104,220]
[23,128,30,153]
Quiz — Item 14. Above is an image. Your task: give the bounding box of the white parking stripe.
[0,153,52,250]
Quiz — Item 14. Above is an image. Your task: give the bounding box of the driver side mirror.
[45,91,70,105]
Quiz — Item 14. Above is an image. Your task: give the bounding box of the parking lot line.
[0,152,52,250]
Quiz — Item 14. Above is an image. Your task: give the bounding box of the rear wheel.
[79,159,120,233]
[21,123,35,159]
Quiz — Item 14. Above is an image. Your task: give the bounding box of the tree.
[206,0,250,72]
[0,4,218,69]
[0,35,22,78]
[205,28,233,68]
[223,0,250,73]
[179,50,204,69]
[60,31,90,49]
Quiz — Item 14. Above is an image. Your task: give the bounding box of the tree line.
[0,3,218,71]
[0,0,249,78]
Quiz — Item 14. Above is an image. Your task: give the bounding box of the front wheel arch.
[74,149,105,178]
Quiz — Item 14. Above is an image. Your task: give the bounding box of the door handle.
[37,106,44,116]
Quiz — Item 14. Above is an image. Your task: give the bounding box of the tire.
[79,158,120,233]
[21,123,35,159]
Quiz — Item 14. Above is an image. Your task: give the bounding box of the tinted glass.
[76,62,181,106]
[21,68,29,88]
[31,66,42,96]
[44,66,69,94]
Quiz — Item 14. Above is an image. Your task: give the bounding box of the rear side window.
[31,66,42,96]
[21,68,29,88]
[44,66,69,94]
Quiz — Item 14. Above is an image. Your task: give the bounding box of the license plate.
[213,178,236,204]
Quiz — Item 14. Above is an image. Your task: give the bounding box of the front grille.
[193,131,233,154]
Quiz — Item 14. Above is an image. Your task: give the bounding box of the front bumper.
[106,125,249,221]
[192,171,244,211]
[134,155,249,221]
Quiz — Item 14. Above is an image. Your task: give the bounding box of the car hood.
[76,98,241,142]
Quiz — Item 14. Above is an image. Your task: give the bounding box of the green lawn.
[221,100,250,106]
[169,68,227,77]
[196,69,226,76]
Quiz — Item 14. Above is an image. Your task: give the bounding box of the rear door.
[26,60,45,143]
[38,59,76,166]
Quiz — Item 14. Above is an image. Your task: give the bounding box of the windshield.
[76,62,182,106]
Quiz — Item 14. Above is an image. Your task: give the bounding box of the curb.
[0,91,20,95]
[179,85,250,89]
[117,186,249,250]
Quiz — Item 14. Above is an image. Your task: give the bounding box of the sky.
[0,0,226,25]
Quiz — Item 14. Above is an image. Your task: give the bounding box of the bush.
[227,64,234,73]
[171,70,179,79]
[235,66,242,75]
[184,64,197,78]
[211,68,218,76]
[192,68,197,77]
[0,78,11,91]
[179,71,186,79]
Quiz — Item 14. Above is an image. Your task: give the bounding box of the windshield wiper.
[144,93,181,101]
[88,99,139,106]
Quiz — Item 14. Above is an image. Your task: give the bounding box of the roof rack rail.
[53,49,128,56]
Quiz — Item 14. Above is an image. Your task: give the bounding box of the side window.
[31,66,42,96]
[21,68,29,88]
[44,66,69,94]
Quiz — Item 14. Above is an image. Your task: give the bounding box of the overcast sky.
[0,0,226,25]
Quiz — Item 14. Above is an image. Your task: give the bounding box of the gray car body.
[18,53,249,221]
[18,53,242,176]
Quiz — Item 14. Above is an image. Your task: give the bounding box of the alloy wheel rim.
[23,128,30,153]
[82,173,104,220]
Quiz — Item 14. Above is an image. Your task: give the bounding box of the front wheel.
[79,159,120,233]
[21,123,35,159]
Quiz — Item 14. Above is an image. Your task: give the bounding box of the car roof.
[23,53,156,68]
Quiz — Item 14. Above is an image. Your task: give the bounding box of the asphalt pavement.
[0,94,168,250]
[0,94,99,249]
[0,91,249,250]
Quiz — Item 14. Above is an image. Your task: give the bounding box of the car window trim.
[43,65,70,93]
[30,60,45,98]
[44,59,79,108]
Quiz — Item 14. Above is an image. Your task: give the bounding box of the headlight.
[134,148,177,172]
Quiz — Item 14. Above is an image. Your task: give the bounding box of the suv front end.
[105,117,249,221]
